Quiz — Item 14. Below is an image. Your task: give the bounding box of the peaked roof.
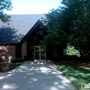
[0,14,46,44]
[20,20,44,44]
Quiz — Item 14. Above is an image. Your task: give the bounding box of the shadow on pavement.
[0,61,76,90]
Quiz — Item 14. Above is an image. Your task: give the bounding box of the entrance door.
[34,46,46,60]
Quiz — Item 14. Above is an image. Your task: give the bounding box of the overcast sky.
[4,0,62,14]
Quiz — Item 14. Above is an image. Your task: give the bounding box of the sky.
[4,0,62,14]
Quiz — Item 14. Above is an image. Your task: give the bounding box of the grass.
[59,44,90,89]
[58,64,90,90]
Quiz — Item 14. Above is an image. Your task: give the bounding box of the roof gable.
[20,20,44,44]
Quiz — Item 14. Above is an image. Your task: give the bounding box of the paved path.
[0,61,76,90]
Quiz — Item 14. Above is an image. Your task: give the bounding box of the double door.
[34,46,46,60]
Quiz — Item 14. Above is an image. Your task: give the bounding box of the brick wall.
[0,45,16,59]
[22,41,27,58]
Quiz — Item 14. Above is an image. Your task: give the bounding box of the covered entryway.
[34,46,46,60]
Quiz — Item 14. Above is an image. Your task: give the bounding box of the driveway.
[0,61,76,90]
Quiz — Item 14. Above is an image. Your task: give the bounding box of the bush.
[66,44,80,57]
[63,55,79,61]
[12,58,24,63]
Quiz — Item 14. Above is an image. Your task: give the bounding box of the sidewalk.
[0,61,76,90]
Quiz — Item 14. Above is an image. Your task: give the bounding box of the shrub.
[66,44,80,57]
[12,58,24,63]
[63,55,79,61]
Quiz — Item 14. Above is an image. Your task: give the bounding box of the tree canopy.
[43,0,90,59]
[0,0,12,22]
[0,27,23,43]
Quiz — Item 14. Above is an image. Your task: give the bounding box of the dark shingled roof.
[0,14,46,44]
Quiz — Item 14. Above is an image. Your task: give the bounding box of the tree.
[0,0,12,22]
[0,27,23,43]
[43,8,68,48]
[68,0,90,59]
[43,0,90,59]
[43,0,80,48]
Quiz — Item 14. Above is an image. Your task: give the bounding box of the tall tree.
[0,0,12,22]
[43,0,90,59]
[43,8,68,48]
[69,0,90,58]
[0,27,23,43]
[43,0,80,48]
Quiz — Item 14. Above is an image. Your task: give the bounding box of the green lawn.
[58,64,90,90]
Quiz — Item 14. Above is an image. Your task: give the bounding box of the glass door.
[34,46,46,60]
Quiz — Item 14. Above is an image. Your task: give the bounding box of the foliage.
[43,0,81,47]
[0,0,12,22]
[43,9,67,48]
[9,63,21,70]
[66,44,80,57]
[68,0,90,59]
[44,0,90,59]
[0,27,23,43]
[0,63,21,72]
[12,58,24,63]
[44,29,67,48]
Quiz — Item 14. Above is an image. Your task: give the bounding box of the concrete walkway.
[0,61,76,90]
